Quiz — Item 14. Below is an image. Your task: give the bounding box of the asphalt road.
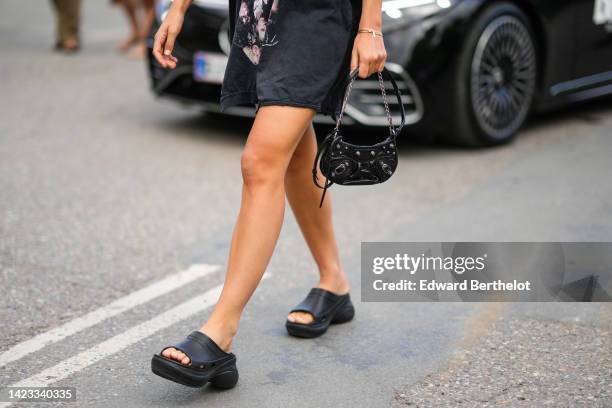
[1,1,611,407]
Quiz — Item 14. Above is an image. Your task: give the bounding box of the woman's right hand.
[152,8,185,69]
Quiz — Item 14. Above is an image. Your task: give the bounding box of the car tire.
[450,2,538,146]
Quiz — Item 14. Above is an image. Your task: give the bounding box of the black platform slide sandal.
[286,288,355,338]
[151,331,238,389]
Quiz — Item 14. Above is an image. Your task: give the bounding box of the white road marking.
[0,263,220,368]
[0,272,271,408]
[0,286,220,408]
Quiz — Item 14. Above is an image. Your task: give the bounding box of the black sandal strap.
[160,331,232,367]
[289,288,349,322]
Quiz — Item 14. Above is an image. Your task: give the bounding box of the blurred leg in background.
[134,0,155,57]
[141,0,155,40]
[113,0,155,57]
[113,0,140,52]
[51,0,81,53]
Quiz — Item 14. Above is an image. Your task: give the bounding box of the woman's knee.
[240,146,282,187]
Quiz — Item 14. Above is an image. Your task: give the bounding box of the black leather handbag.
[313,66,406,207]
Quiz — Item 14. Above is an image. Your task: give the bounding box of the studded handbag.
[313,66,406,207]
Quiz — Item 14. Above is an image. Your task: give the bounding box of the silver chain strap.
[377,71,395,136]
[333,73,356,134]
[333,69,396,136]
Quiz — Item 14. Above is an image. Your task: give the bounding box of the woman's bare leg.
[163,105,315,365]
[284,122,350,325]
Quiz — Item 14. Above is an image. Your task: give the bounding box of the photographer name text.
[371,254,532,292]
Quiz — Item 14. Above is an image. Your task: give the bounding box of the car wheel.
[452,2,537,146]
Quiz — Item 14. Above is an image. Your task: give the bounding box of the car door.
[570,0,612,80]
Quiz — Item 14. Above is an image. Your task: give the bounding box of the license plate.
[193,51,228,84]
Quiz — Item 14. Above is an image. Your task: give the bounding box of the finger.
[165,56,177,69]
[162,32,179,69]
[162,54,177,69]
[376,48,386,73]
[152,47,165,67]
[359,59,369,79]
[164,29,178,59]
[372,51,383,75]
[369,57,378,77]
[153,32,167,67]
[350,45,358,72]
[378,43,387,72]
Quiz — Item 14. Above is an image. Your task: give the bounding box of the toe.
[295,312,314,324]
[177,351,190,365]
[287,311,316,324]
[161,348,190,365]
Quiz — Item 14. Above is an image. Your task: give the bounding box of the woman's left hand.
[350,31,387,78]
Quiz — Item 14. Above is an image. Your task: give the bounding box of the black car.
[147,0,612,146]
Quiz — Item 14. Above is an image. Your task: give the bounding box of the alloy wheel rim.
[470,15,537,140]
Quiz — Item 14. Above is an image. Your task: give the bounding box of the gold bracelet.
[357,28,383,38]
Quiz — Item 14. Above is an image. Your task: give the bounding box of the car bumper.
[147,32,423,127]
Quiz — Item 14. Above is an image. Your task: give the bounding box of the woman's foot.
[161,320,236,366]
[287,270,350,324]
[152,330,239,388]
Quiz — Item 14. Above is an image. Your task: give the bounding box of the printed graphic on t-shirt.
[233,0,280,65]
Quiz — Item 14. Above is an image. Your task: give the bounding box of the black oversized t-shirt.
[220,0,362,120]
